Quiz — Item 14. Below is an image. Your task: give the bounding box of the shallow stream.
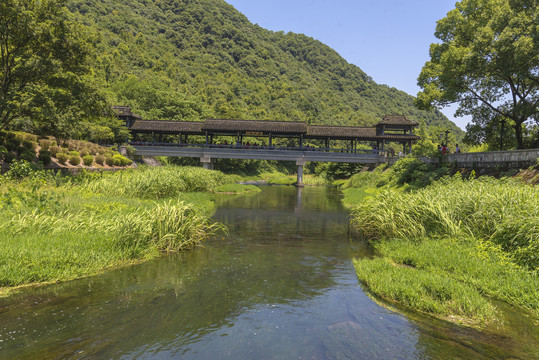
[0,186,537,359]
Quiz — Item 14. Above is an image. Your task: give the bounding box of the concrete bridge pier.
[201,157,214,170]
[296,160,305,187]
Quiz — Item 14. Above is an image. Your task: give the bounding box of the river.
[0,186,537,359]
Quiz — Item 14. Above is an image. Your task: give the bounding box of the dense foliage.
[417,0,539,149]
[0,0,111,142]
[63,0,457,132]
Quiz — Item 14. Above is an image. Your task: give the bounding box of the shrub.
[38,150,52,166]
[69,155,81,166]
[56,152,69,164]
[23,134,38,142]
[16,146,27,155]
[20,149,35,162]
[112,154,132,166]
[69,151,80,157]
[95,155,105,165]
[50,146,61,157]
[105,157,114,166]
[5,139,19,151]
[112,155,123,166]
[4,152,16,164]
[68,143,77,152]
[80,149,89,157]
[39,139,52,150]
[82,155,94,166]
[22,140,36,150]
[5,160,35,179]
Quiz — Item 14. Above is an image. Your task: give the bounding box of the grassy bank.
[345,159,538,327]
[0,164,234,295]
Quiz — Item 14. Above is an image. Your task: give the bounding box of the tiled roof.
[130,120,204,133]
[377,115,419,126]
[203,119,307,134]
[112,105,142,119]
[306,125,377,139]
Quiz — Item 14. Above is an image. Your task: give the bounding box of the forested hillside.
[67,0,459,132]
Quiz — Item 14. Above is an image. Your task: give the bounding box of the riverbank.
[343,158,539,328]
[0,165,235,296]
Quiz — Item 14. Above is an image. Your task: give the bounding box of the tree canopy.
[416,0,539,149]
[0,0,108,137]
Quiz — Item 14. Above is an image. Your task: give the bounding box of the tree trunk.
[514,121,524,149]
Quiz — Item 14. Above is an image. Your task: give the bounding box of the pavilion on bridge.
[113,106,420,154]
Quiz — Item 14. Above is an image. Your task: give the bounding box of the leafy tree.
[416,0,539,149]
[0,0,106,133]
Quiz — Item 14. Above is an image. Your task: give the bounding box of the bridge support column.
[296,160,305,187]
[201,157,213,170]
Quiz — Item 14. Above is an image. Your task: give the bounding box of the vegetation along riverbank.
[0,164,235,296]
[343,158,539,328]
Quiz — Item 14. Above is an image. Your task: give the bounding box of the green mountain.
[68,0,460,133]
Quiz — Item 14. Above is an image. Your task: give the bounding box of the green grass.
[0,166,227,294]
[348,170,539,325]
[354,257,497,326]
[361,238,539,317]
[215,183,261,194]
[265,174,297,185]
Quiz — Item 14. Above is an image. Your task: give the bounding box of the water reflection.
[0,186,536,359]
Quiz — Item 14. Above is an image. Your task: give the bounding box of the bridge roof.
[203,119,307,135]
[377,115,419,126]
[113,105,142,119]
[306,125,377,140]
[130,120,204,134]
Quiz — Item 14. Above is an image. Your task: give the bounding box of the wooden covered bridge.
[114,106,420,185]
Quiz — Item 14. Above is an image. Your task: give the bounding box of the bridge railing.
[128,142,380,154]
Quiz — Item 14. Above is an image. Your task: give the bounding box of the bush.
[20,149,35,162]
[5,160,36,179]
[22,140,37,150]
[112,155,123,166]
[112,154,132,166]
[82,155,94,166]
[49,146,61,157]
[5,139,19,151]
[80,149,89,157]
[95,155,105,165]
[69,151,80,157]
[23,134,38,142]
[105,157,114,166]
[69,155,81,166]
[56,152,69,164]
[39,139,52,150]
[38,150,52,166]
[4,152,16,164]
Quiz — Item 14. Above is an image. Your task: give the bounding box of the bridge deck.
[133,145,384,163]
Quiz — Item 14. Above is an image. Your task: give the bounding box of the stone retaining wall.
[418,149,539,169]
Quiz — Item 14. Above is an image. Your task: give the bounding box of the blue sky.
[225,0,470,130]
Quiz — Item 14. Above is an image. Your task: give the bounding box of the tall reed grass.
[0,166,228,291]
[351,175,539,270]
[348,168,538,323]
[83,165,234,199]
